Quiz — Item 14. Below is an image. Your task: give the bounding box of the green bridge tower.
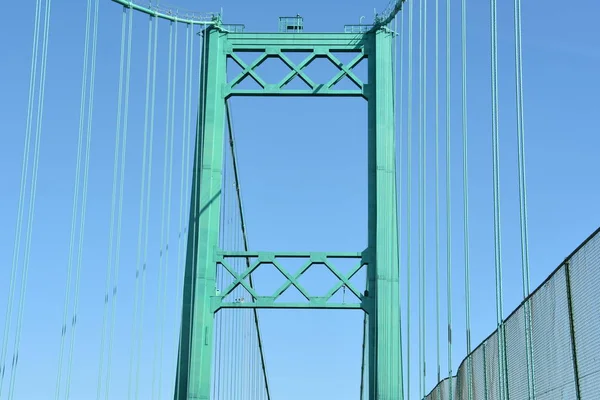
[175,18,403,399]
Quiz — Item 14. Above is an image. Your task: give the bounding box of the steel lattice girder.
[214,251,367,311]
[224,32,370,98]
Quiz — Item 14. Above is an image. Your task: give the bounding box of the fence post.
[564,260,582,400]
[482,343,489,400]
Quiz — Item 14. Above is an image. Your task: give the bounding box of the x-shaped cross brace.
[229,52,268,89]
[218,255,365,304]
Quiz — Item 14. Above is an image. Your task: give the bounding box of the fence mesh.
[425,228,600,400]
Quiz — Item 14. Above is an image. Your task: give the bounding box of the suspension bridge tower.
[175,16,403,400]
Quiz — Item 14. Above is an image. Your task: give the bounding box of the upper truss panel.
[224,33,371,99]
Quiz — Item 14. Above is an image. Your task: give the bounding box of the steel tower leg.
[175,27,226,400]
[367,29,402,399]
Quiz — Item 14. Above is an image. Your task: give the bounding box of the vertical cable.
[445,0,453,396]
[513,0,536,396]
[153,20,174,400]
[104,6,133,399]
[56,0,93,396]
[128,13,155,400]
[420,0,428,397]
[435,0,441,394]
[96,7,127,400]
[5,0,52,397]
[157,18,179,400]
[418,0,424,397]
[406,0,414,397]
[65,0,101,397]
[490,0,508,398]
[460,0,473,398]
[0,0,42,389]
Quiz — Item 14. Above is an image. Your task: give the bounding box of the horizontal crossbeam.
[219,251,363,258]
[225,88,367,98]
[215,300,363,310]
[225,33,370,50]
[213,250,368,312]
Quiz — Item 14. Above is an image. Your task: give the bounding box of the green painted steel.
[110,0,220,25]
[176,25,402,399]
[175,26,226,400]
[366,29,402,399]
[223,33,369,99]
[373,0,407,30]
[215,251,366,311]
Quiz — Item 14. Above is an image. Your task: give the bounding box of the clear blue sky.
[0,0,598,399]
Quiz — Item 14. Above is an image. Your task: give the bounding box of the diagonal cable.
[225,100,272,400]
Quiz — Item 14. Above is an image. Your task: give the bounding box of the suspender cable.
[490,0,509,398]
[56,0,94,395]
[96,7,127,399]
[418,0,423,396]
[445,0,453,396]
[65,0,100,396]
[460,0,473,398]
[106,6,134,398]
[406,0,414,397]
[156,18,179,400]
[3,0,51,397]
[137,14,156,400]
[434,0,441,395]
[99,6,133,399]
[129,13,157,400]
[0,0,42,389]
[513,0,536,396]
[157,19,177,398]
[419,0,428,396]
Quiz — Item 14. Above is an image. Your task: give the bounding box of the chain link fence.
[425,227,600,400]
